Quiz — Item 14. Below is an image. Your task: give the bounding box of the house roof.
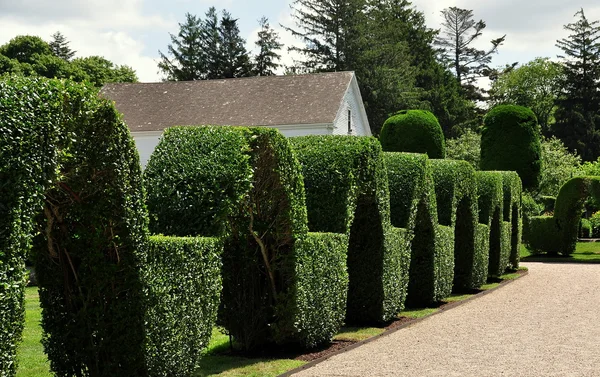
[100,71,355,133]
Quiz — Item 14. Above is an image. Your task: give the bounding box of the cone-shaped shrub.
[380,110,446,158]
[291,136,409,324]
[476,171,507,277]
[480,105,541,190]
[145,127,348,349]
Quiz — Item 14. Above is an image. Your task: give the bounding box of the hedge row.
[144,236,222,377]
[146,127,348,349]
[500,172,523,269]
[1,77,226,377]
[290,136,409,324]
[527,176,600,255]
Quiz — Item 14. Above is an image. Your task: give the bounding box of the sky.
[0,0,599,83]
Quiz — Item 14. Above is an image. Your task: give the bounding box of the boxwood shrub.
[146,127,347,349]
[500,172,523,269]
[0,77,63,376]
[476,171,507,277]
[10,79,150,376]
[480,105,541,190]
[580,218,592,238]
[474,224,490,284]
[144,236,222,377]
[528,177,600,255]
[291,136,409,324]
[380,110,446,158]
[430,159,482,291]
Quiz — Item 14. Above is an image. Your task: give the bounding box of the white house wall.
[332,76,372,136]
[132,131,162,168]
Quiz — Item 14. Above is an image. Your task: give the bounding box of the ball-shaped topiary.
[379,110,446,158]
[480,105,541,190]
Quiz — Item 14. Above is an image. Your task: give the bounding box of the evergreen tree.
[49,31,76,61]
[253,17,283,76]
[435,7,506,101]
[219,11,253,78]
[553,9,600,161]
[158,12,205,80]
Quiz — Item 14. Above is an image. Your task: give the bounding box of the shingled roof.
[100,71,355,133]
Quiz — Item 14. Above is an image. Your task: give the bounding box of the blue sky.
[0,0,599,82]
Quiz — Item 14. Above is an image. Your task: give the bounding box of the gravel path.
[292,263,600,377]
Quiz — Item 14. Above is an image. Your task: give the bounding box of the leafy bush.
[480,105,542,190]
[380,110,446,158]
[475,171,506,277]
[0,78,152,376]
[146,127,346,349]
[474,224,490,284]
[291,136,409,324]
[527,177,600,255]
[580,219,592,238]
[0,77,63,376]
[539,136,581,197]
[144,236,222,377]
[500,172,523,269]
[445,129,481,170]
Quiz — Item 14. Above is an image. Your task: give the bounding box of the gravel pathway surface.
[292,263,600,377]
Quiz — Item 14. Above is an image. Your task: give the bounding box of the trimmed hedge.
[474,224,490,284]
[480,105,541,190]
[146,127,347,349]
[430,159,483,291]
[380,110,446,158]
[291,136,409,324]
[144,236,222,377]
[0,77,63,376]
[32,81,149,376]
[527,176,600,255]
[475,171,507,277]
[500,172,523,269]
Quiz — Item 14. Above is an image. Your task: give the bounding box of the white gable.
[332,74,372,136]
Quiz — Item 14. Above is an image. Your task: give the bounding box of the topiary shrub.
[291,136,409,324]
[0,77,63,376]
[590,211,600,237]
[528,176,600,255]
[384,155,453,307]
[500,172,523,269]
[145,127,348,349]
[430,159,483,292]
[380,110,446,158]
[144,236,222,377]
[476,171,507,278]
[480,105,541,190]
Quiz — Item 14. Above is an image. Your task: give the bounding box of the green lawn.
[521,242,600,263]
[17,268,524,377]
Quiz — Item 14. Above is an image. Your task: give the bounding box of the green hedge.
[144,236,222,377]
[475,171,506,277]
[474,224,490,285]
[145,127,252,237]
[0,77,63,376]
[291,136,409,324]
[430,159,483,291]
[146,127,347,349]
[380,110,446,158]
[527,177,600,255]
[500,172,523,269]
[480,105,541,190]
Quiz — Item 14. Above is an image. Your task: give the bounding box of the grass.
[17,268,525,377]
[521,242,600,263]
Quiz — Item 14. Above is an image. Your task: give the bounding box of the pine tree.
[219,11,253,78]
[253,17,283,76]
[49,31,76,61]
[435,7,506,101]
[158,13,205,80]
[552,8,600,161]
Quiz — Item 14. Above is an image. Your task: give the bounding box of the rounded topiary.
[379,110,446,158]
[480,105,541,190]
